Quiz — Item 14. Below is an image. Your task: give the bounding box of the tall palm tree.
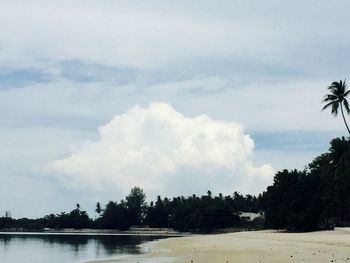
[322,79,350,135]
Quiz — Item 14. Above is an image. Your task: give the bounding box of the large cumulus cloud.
[49,103,273,198]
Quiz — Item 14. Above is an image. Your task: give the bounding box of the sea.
[0,232,170,263]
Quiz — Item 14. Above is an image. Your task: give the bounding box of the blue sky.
[1,0,350,217]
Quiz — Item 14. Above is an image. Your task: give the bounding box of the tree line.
[262,137,350,230]
[0,187,263,232]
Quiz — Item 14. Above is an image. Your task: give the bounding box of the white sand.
[88,229,350,263]
[143,229,350,263]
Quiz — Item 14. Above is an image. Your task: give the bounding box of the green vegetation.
[262,137,350,230]
[0,187,261,232]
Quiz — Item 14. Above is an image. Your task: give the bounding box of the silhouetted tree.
[95,202,102,215]
[207,190,212,198]
[322,79,350,134]
[99,201,132,230]
[126,187,147,226]
[145,196,169,228]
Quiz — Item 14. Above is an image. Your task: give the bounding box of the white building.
[239,212,264,221]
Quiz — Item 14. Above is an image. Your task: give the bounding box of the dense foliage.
[263,137,350,230]
[0,187,261,232]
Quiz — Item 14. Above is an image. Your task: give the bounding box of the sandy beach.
[88,229,350,263]
[94,228,350,263]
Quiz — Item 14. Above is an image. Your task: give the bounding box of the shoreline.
[0,228,186,237]
[88,228,350,263]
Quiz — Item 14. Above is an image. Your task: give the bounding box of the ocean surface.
[0,232,167,263]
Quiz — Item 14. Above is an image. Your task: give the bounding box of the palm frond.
[341,79,347,87]
[331,101,339,116]
[343,99,350,114]
[322,101,334,111]
[322,94,338,102]
[328,83,338,92]
[339,80,346,97]
[344,90,350,97]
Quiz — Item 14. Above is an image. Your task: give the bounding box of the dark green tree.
[263,169,323,230]
[329,137,350,163]
[99,201,132,230]
[145,196,169,228]
[207,190,212,198]
[95,202,102,215]
[126,187,147,226]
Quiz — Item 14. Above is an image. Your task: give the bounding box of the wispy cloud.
[0,68,52,89]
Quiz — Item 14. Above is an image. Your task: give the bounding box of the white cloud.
[49,103,273,198]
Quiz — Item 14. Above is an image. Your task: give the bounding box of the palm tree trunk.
[340,103,350,135]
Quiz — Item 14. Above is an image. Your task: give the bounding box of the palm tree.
[322,79,350,135]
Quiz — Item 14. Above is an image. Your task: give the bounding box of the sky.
[1,0,350,218]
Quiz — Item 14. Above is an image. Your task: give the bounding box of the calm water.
[0,233,167,263]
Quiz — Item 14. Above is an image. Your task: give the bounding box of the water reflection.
[0,233,166,263]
